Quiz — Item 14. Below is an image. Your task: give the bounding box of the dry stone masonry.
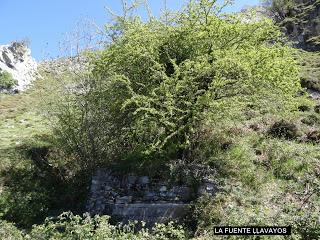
[86,169,215,226]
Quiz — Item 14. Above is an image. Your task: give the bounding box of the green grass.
[0,76,51,169]
[0,71,94,229]
[299,50,320,91]
[0,76,51,224]
[194,120,320,238]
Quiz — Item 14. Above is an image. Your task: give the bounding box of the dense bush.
[53,0,301,171]
[267,119,299,140]
[0,70,17,89]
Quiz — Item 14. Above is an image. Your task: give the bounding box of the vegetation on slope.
[0,70,17,89]
[0,0,319,239]
[0,72,90,228]
[0,213,188,239]
[265,0,320,49]
[299,50,320,91]
[54,1,301,172]
[265,0,320,92]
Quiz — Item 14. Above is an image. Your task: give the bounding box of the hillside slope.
[270,0,320,50]
[0,1,320,239]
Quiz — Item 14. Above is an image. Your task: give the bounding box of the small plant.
[314,104,320,113]
[298,105,310,112]
[267,120,299,140]
[306,130,320,143]
[0,70,17,89]
[301,114,320,126]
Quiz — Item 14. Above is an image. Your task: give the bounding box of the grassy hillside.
[1,60,319,239]
[0,74,190,238]
[1,1,320,239]
[0,72,90,228]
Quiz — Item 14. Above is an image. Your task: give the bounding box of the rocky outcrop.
[86,169,215,226]
[0,42,37,91]
[40,55,88,76]
[272,0,320,50]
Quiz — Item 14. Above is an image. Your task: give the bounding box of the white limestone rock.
[0,42,38,91]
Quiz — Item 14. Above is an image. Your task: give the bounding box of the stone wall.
[86,169,215,226]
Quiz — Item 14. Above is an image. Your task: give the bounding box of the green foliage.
[0,139,92,229]
[0,175,51,228]
[0,213,187,240]
[193,131,320,239]
[0,220,24,240]
[301,113,320,126]
[0,71,17,89]
[54,0,301,171]
[1,1,319,239]
[299,50,320,91]
[267,119,299,140]
[0,73,90,229]
[0,76,54,228]
[265,0,320,49]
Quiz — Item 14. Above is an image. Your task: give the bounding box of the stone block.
[138,176,150,185]
[116,196,133,204]
[143,191,158,201]
[127,175,137,185]
[159,186,167,192]
[111,203,189,226]
[171,186,192,201]
[198,180,215,196]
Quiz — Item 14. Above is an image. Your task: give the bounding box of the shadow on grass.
[0,137,91,229]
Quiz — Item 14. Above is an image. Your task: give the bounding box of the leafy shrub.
[1,213,187,239]
[53,0,301,171]
[306,129,320,143]
[0,166,53,228]
[0,71,17,89]
[1,1,319,239]
[0,220,24,240]
[301,114,320,126]
[267,120,299,140]
[0,142,92,229]
[298,105,310,112]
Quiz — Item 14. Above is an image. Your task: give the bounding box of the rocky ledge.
[0,41,37,91]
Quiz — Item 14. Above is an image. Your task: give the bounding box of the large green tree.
[54,0,301,169]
